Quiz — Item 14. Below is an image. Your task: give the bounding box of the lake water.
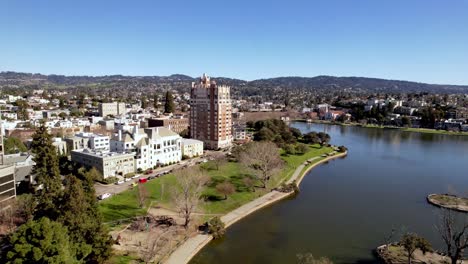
[191,123,468,263]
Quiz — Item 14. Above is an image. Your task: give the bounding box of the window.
[0,174,14,185]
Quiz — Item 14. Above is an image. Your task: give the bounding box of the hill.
[1,71,468,95]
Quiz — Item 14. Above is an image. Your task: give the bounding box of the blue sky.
[1,0,468,84]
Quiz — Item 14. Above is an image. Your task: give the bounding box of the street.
[94,151,226,197]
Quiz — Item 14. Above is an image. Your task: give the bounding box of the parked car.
[147,176,156,180]
[124,178,131,182]
[131,175,139,179]
[116,180,124,185]
[139,178,147,183]
[98,193,111,200]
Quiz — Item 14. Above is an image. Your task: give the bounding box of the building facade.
[66,132,110,151]
[148,117,189,134]
[189,74,232,150]
[71,149,135,178]
[98,102,126,117]
[181,138,204,158]
[0,165,16,209]
[110,126,182,171]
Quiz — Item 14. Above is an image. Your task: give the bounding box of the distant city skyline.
[1,0,468,85]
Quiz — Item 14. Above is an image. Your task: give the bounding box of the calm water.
[192,123,468,264]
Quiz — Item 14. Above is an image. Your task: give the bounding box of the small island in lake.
[377,244,455,264]
[427,194,468,213]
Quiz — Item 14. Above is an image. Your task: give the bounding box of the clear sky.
[1,0,468,84]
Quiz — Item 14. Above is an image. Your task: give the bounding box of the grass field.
[98,144,334,223]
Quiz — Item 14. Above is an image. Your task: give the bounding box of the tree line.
[0,123,113,263]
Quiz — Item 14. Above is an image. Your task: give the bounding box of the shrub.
[275,181,300,194]
[295,143,309,155]
[207,217,225,239]
[124,173,135,178]
[102,176,118,184]
[137,168,143,173]
[283,144,296,155]
[338,146,347,153]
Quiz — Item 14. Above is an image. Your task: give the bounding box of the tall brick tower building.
[189,73,232,150]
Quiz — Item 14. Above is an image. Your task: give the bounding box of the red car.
[138,178,147,183]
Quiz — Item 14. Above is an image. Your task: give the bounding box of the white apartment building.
[66,132,110,151]
[181,138,203,158]
[71,149,135,178]
[52,138,67,155]
[98,102,126,117]
[110,126,182,171]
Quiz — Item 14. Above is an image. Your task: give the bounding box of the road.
[95,150,226,197]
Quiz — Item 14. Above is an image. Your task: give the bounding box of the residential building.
[148,116,189,134]
[71,149,135,178]
[110,126,182,171]
[52,138,68,155]
[65,132,110,151]
[181,138,203,158]
[0,121,16,208]
[98,102,126,117]
[189,73,233,150]
[3,153,34,184]
[0,165,16,209]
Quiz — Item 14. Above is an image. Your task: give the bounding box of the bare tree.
[212,157,226,171]
[216,182,235,200]
[0,195,34,235]
[170,167,208,229]
[436,209,468,264]
[136,183,150,208]
[242,177,255,192]
[142,227,174,264]
[240,141,283,189]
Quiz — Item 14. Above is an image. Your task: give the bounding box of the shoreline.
[164,151,348,264]
[427,194,468,213]
[294,119,468,136]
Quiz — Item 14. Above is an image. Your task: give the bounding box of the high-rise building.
[190,74,232,150]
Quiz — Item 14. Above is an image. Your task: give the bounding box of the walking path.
[164,151,347,264]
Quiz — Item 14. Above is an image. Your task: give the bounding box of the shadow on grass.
[201,193,224,202]
[228,174,259,192]
[100,203,144,221]
[208,176,226,187]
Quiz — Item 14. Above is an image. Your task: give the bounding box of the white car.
[116,180,124,185]
[98,193,111,200]
[124,178,131,182]
[131,175,139,179]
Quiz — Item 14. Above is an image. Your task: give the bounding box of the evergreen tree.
[4,136,28,154]
[141,97,148,109]
[164,91,175,113]
[5,217,78,264]
[30,122,62,219]
[58,174,112,263]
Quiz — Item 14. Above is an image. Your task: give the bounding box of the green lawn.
[276,144,333,185]
[99,174,178,222]
[98,144,334,223]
